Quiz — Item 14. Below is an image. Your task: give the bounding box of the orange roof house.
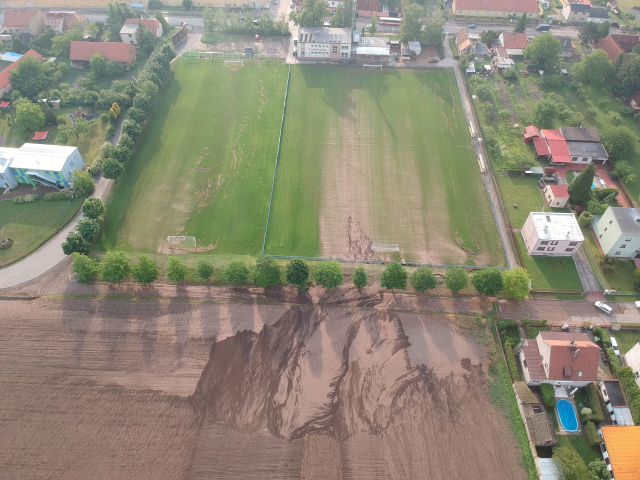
[600,426,640,480]
[70,41,137,67]
[2,9,45,37]
[594,35,624,61]
[123,18,162,37]
[0,49,44,95]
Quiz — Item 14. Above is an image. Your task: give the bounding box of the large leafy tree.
[410,267,437,292]
[107,2,136,41]
[612,52,640,97]
[132,255,159,284]
[572,49,614,88]
[330,0,355,28]
[10,57,55,101]
[102,157,124,179]
[81,198,105,219]
[532,96,559,129]
[223,259,249,284]
[471,269,503,296]
[15,99,45,132]
[155,12,171,36]
[89,53,109,78]
[100,251,131,282]
[10,35,28,54]
[579,22,600,45]
[72,170,95,194]
[422,5,445,46]
[254,256,282,288]
[167,257,189,282]
[588,460,611,480]
[62,232,90,255]
[552,447,589,480]
[568,163,596,204]
[196,260,215,280]
[444,267,468,293]
[31,29,56,52]
[502,267,531,301]
[136,22,158,54]
[56,118,94,144]
[290,0,328,27]
[72,253,99,283]
[52,29,83,55]
[380,263,408,290]
[313,260,343,289]
[76,218,100,242]
[286,259,310,290]
[514,13,527,33]
[399,3,424,43]
[525,33,561,69]
[601,126,636,161]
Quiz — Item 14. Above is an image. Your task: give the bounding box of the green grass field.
[265,66,505,266]
[99,60,287,254]
[0,196,84,268]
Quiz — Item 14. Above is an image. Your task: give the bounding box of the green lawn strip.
[611,330,640,354]
[100,60,286,255]
[0,196,84,268]
[515,234,583,291]
[556,434,602,465]
[525,326,551,338]
[497,176,544,228]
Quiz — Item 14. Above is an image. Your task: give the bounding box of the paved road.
[500,298,640,324]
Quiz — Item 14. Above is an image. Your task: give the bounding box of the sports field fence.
[183,50,284,61]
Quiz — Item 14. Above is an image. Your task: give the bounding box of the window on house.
[565,248,574,252]
[572,157,578,161]
[609,220,613,225]
[540,241,549,245]
[578,371,582,377]
[550,241,559,245]
[537,247,546,251]
[615,251,622,255]
[569,242,579,246]
[547,247,555,251]
[332,46,338,53]
[626,238,632,242]
[604,227,608,232]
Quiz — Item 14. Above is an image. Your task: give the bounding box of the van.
[536,24,550,32]
[610,337,620,356]
[594,301,613,315]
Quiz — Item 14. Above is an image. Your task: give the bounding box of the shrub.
[580,407,592,416]
[583,382,605,423]
[593,326,611,347]
[254,256,281,287]
[131,255,159,284]
[620,105,633,115]
[352,266,368,288]
[634,267,640,278]
[584,421,603,447]
[72,253,99,283]
[380,262,408,290]
[286,259,309,291]
[56,115,68,125]
[498,319,518,333]
[196,260,214,280]
[13,194,39,203]
[313,260,343,289]
[540,383,556,407]
[223,259,249,284]
[100,251,130,282]
[105,123,116,138]
[578,211,593,227]
[410,267,438,292]
[44,190,74,201]
[503,339,521,381]
[166,256,188,282]
[100,113,109,123]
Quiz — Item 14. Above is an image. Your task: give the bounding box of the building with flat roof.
[354,36,390,62]
[297,28,351,61]
[521,212,583,257]
[592,206,640,259]
[0,148,18,189]
[623,342,640,389]
[120,18,163,45]
[599,426,640,480]
[4,144,84,188]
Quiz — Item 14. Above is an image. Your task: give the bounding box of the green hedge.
[583,382,605,423]
[13,194,39,203]
[44,190,74,201]
[603,344,640,425]
[593,326,611,347]
[540,383,556,407]
[584,421,603,447]
[503,339,521,382]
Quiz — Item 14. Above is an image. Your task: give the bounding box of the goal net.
[363,64,383,71]
[371,243,399,252]
[224,60,244,69]
[167,236,197,253]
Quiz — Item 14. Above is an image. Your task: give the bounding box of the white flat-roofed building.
[624,342,640,389]
[0,148,18,189]
[8,144,84,189]
[521,212,583,257]
[354,36,390,61]
[297,27,352,61]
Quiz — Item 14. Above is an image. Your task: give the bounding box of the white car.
[594,301,613,315]
[635,301,640,308]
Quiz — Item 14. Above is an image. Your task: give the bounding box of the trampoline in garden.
[556,399,579,432]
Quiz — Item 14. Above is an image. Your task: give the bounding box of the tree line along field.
[99,60,505,267]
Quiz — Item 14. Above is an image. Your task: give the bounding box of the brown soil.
[0,291,524,480]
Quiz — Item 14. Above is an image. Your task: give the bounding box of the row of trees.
[202,7,289,42]
[398,4,445,45]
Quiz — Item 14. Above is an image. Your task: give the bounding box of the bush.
[100,113,109,123]
[584,421,603,447]
[166,256,188,282]
[380,262,408,290]
[62,232,90,255]
[313,260,343,289]
[254,256,281,287]
[81,197,104,219]
[44,190,75,201]
[634,267,640,278]
[540,383,556,407]
[105,123,116,139]
[196,260,214,280]
[410,267,438,292]
[131,255,159,284]
[56,115,68,125]
[616,366,640,424]
[72,253,99,283]
[352,266,368,288]
[578,211,593,227]
[13,194,39,203]
[503,339,521,381]
[76,217,100,242]
[583,382,605,423]
[100,251,130,282]
[445,267,469,293]
[593,326,611,347]
[620,105,633,115]
[498,319,518,332]
[286,259,309,291]
[223,259,249,284]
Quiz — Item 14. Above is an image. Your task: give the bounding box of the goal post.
[363,64,383,71]
[167,236,197,253]
[371,243,399,252]
[224,60,244,68]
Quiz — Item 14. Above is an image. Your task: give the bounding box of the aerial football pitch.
[101,59,505,266]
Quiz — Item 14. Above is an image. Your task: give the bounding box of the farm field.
[100,60,287,254]
[265,66,505,266]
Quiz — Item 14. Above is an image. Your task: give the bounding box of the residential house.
[607,0,618,11]
[623,342,640,389]
[456,27,474,55]
[499,32,528,56]
[519,332,599,387]
[521,212,583,257]
[326,0,343,14]
[558,37,575,57]
[357,0,397,17]
[544,184,571,208]
[492,47,514,69]
[588,7,610,22]
[297,27,351,61]
[631,90,640,112]
[562,2,591,22]
[598,426,640,480]
[610,33,640,52]
[595,35,624,61]
[592,206,640,259]
[2,9,46,38]
[560,126,608,164]
[0,49,43,96]
[70,41,137,68]
[4,144,84,188]
[535,129,571,164]
[452,0,539,18]
[44,12,87,34]
[119,19,163,45]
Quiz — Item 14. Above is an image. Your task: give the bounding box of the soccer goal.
[363,64,383,72]
[224,60,244,70]
[371,243,399,252]
[167,236,197,253]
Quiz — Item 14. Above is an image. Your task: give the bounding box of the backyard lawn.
[612,330,640,354]
[556,434,602,465]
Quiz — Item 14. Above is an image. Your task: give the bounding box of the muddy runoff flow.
[188,307,524,479]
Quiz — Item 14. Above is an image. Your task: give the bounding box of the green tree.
[56,118,93,144]
[502,267,531,301]
[127,107,147,124]
[223,259,249,284]
[254,256,282,287]
[196,260,215,280]
[107,2,136,41]
[525,33,561,69]
[104,60,125,78]
[76,218,100,242]
[352,266,368,288]
[552,446,589,480]
[380,262,408,290]
[52,29,83,55]
[588,460,611,480]
[568,163,596,204]
[100,251,131,282]
[286,259,310,290]
[471,268,503,296]
[399,3,424,43]
[72,253,99,283]
[514,12,527,33]
[40,101,57,125]
[578,211,594,228]
[313,260,344,289]
[15,99,45,132]
[155,12,171,35]
[330,0,355,28]
[81,198,105,219]
[102,157,124,179]
[445,267,468,293]
[166,256,189,282]
[182,0,193,9]
[136,22,159,54]
[422,5,445,46]
[410,267,437,292]
[612,52,640,97]
[10,35,28,54]
[532,96,559,128]
[290,0,328,27]
[72,169,95,194]
[131,255,159,284]
[573,50,614,88]
[585,106,598,120]
[481,29,500,44]
[601,126,636,161]
[62,232,90,255]
[117,132,135,151]
[579,21,600,45]
[121,119,142,139]
[368,14,378,34]
[89,53,109,78]
[613,160,636,183]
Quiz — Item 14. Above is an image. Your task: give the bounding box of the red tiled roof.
[502,32,529,50]
[524,125,540,139]
[541,129,571,163]
[549,184,569,198]
[495,46,509,57]
[3,9,39,28]
[124,18,161,36]
[595,35,623,62]
[455,0,539,13]
[630,90,640,106]
[522,341,546,379]
[539,332,600,382]
[44,13,63,28]
[70,41,137,65]
[32,131,49,140]
[357,0,380,11]
[533,136,550,156]
[611,33,640,52]
[0,101,11,108]
[0,49,43,89]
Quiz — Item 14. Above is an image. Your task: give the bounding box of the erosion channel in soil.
[189,307,524,479]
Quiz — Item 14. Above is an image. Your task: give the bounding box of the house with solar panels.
[0,144,84,190]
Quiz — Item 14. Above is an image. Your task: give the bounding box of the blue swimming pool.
[556,399,579,432]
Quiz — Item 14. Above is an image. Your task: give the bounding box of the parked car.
[594,301,613,315]
[536,24,550,31]
[635,300,640,308]
[293,38,297,45]
[293,47,297,57]
[468,24,476,28]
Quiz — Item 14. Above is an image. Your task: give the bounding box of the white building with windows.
[521,212,583,257]
[592,207,640,259]
[297,27,352,61]
[1,144,84,189]
[623,342,640,389]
